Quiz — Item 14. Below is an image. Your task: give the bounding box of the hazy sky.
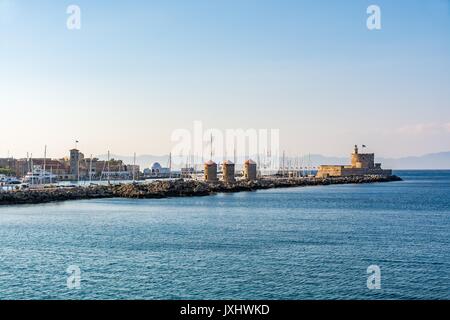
[1,0,449,159]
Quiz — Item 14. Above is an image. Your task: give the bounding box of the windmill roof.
[205,160,216,166]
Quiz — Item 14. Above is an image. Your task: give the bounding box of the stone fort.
[316,145,392,178]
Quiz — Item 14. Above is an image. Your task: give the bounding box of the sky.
[0,0,449,159]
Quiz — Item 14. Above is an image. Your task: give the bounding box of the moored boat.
[22,166,58,185]
[0,175,21,185]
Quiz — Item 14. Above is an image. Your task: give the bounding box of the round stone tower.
[222,160,235,183]
[204,160,218,182]
[244,159,257,181]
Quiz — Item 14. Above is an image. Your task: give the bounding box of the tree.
[0,167,14,176]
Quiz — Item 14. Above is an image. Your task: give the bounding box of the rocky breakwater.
[0,186,115,206]
[0,175,402,206]
[111,180,212,198]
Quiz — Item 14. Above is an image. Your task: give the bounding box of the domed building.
[151,162,163,174]
[143,162,171,177]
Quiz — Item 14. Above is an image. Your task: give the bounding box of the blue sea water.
[0,170,449,300]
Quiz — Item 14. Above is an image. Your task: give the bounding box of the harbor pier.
[0,175,402,206]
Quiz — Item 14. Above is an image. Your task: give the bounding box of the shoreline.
[0,175,402,206]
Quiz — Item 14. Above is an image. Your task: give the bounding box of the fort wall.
[316,146,392,178]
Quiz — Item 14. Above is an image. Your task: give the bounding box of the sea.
[0,170,449,300]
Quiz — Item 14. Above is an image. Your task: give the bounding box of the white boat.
[22,166,58,185]
[0,174,21,185]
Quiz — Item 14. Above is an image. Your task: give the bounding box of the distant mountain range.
[98,152,450,170]
[377,152,450,170]
[294,152,450,170]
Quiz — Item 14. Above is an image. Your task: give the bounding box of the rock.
[0,175,402,206]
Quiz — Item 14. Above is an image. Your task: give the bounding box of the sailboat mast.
[233,139,236,165]
[210,133,213,160]
[26,152,30,175]
[77,152,80,184]
[43,145,47,185]
[30,153,33,186]
[308,153,311,176]
[89,154,93,183]
[107,150,111,185]
[133,152,136,182]
[169,152,172,179]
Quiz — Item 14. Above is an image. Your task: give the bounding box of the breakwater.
[0,175,402,206]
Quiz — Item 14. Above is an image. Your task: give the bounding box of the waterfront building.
[2,149,140,182]
[222,160,235,183]
[0,158,17,176]
[150,162,170,175]
[68,149,140,180]
[69,149,81,178]
[244,159,257,181]
[181,167,194,175]
[143,162,170,178]
[316,145,392,178]
[0,158,15,170]
[3,158,70,179]
[204,160,218,182]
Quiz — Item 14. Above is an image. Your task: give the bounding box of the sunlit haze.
[1,0,449,159]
